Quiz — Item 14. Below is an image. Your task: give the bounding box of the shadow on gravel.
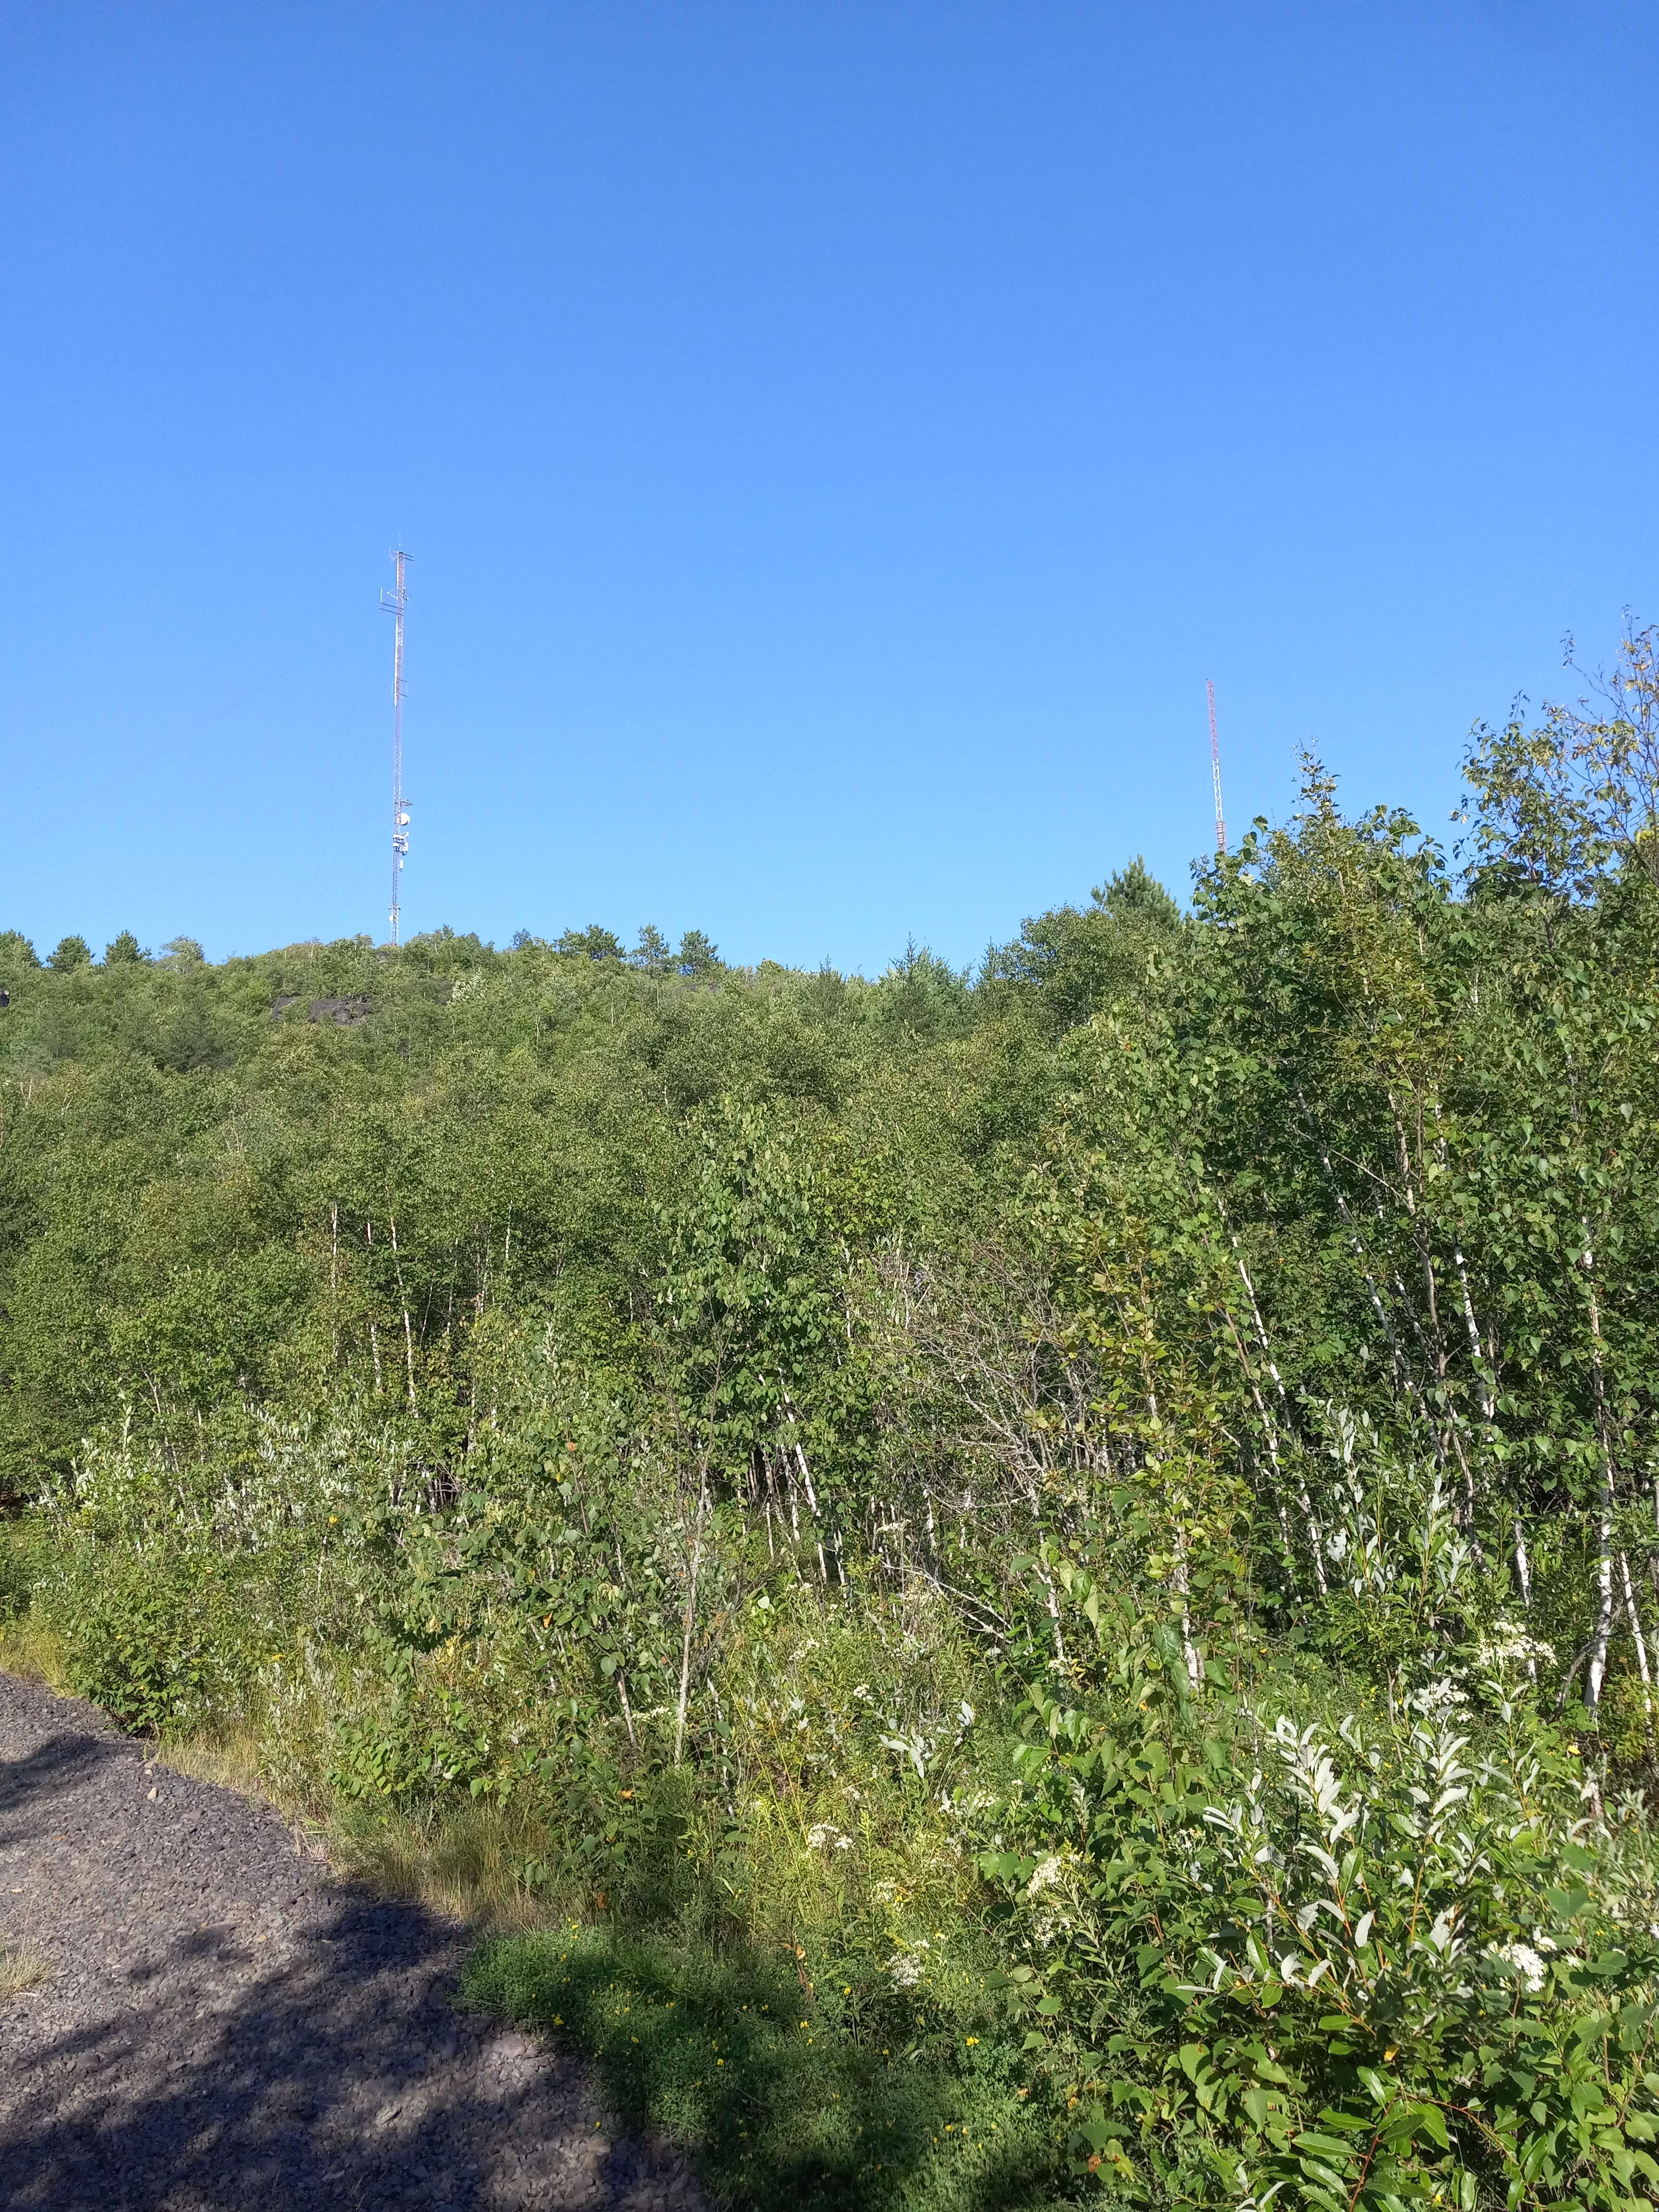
[0,1889,637,2212]
[0,1732,124,1841]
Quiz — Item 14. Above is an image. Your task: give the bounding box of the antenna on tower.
[1206,678,1226,858]
[380,549,409,944]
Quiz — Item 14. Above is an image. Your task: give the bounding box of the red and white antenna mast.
[1207,678,1226,857]
[380,549,410,944]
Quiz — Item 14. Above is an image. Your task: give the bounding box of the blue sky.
[5,1,1658,972]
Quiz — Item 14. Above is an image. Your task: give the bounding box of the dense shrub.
[11,634,1659,2204]
[49,1549,254,1733]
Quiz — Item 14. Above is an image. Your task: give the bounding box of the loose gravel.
[0,1671,705,2211]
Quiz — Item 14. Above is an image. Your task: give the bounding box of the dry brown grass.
[154,1727,269,1798]
[0,1942,49,2001]
[0,1615,68,1690]
[327,1798,554,1931]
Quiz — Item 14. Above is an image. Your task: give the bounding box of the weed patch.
[0,1942,49,2001]
[0,1612,66,1689]
[463,1923,1060,2212]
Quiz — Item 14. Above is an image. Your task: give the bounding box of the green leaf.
[1296,2130,1361,2159]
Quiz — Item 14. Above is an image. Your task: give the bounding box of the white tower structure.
[1207,678,1226,858]
[380,549,410,943]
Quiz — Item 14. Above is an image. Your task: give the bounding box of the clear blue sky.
[5,2,1658,972]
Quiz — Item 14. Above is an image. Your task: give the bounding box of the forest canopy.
[8,633,1659,2209]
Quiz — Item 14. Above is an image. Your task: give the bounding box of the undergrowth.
[463,1922,1057,2212]
[13,703,1659,2206]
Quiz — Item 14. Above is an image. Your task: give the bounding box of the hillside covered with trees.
[8,637,1659,2210]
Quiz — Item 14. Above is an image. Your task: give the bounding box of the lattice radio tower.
[1206,677,1226,858]
[380,549,410,944]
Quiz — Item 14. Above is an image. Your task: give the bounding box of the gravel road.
[0,1670,705,2211]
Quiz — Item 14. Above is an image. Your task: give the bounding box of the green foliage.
[981,1563,1659,2206]
[982,858,1182,1034]
[0,1521,38,1623]
[632,924,673,973]
[557,924,625,961]
[678,929,721,977]
[16,634,1659,2205]
[464,1922,1060,2212]
[52,1547,252,1733]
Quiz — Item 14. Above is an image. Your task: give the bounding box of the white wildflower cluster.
[1025,1853,1065,1899]
[888,1951,925,1990]
[805,1823,854,1851]
[1489,1939,1551,1992]
[1009,1848,1092,1947]
[1478,1620,1556,1669]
